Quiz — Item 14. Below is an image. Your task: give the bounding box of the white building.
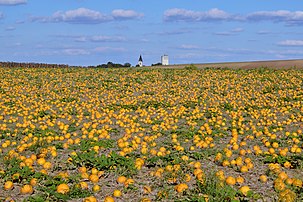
[138,55,143,67]
[161,54,169,65]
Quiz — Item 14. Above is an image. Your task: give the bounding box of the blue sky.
[1,0,303,66]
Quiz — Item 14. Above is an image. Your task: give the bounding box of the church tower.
[138,55,143,67]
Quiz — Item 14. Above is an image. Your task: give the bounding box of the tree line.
[92,62,131,68]
[0,61,133,68]
[0,62,70,68]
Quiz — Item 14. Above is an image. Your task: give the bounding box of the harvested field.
[152,59,303,69]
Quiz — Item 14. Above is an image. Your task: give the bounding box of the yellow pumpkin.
[175,183,188,193]
[83,196,98,202]
[20,184,33,194]
[239,186,250,196]
[116,176,127,184]
[4,181,14,190]
[225,176,236,185]
[104,196,115,202]
[92,184,101,192]
[259,175,267,183]
[89,174,99,183]
[113,189,122,197]
[57,183,69,194]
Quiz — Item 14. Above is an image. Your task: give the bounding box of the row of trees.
[151,62,162,66]
[0,62,70,68]
[92,62,131,68]
[0,61,133,68]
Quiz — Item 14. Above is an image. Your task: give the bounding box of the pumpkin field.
[0,67,302,202]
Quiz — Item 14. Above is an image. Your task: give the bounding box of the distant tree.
[124,63,131,67]
[152,62,162,66]
[114,63,123,68]
[94,61,132,68]
[107,62,114,68]
[184,64,198,70]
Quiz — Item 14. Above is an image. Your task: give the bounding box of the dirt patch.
[150,59,303,69]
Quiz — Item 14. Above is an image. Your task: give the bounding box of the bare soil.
[150,59,303,69]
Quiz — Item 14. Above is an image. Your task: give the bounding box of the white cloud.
[277,40,303,46]
[213,28,244,36]
[157,29,191,35]
[247,10,303,25]
[63,48,90,55]
[164,8,303,26]
[213,32,233,36]
[15,19,25,24]
[51,34,127,44]
[90,35,126,42]
[94,47,126,52]
[32,8,144,24]
[247,10,290,21]
[179,44,200,49]
[29,45,126,56]
[112,9,143,20]
[0,0,26,5]
[13,42,21,46]
[50,8,111,24]
[231,28,244,32]
[257,30,273,35]
[164,8,241,22]
[55,34,126,43]
[5,26,15,31]
[139,38,149,42]
[74,36,87,42]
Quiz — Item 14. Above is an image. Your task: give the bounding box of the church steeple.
[138,55,143,67]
